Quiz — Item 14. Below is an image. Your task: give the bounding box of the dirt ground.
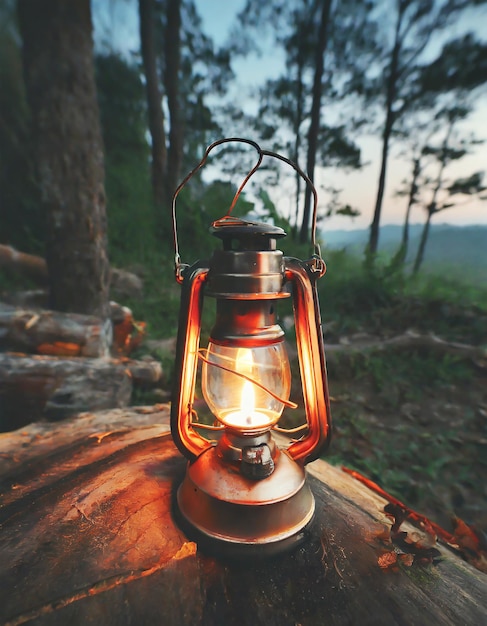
[287,303,485,540]
[326,362,486,535]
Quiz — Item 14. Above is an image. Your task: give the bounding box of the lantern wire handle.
[261,149,322,265]
[171,138,263,280]
[171,138,323,278]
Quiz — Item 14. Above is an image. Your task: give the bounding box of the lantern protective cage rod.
[169,138,332,556]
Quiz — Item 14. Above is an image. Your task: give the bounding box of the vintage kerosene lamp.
[170,138,331,555]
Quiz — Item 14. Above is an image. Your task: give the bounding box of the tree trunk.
[299,0,332,244]
[139,0,168,209]
[164,0,183,203]
[18,0,110,319]
[367,4,403,257]
[413,208,433,275]
[0,407,485,625]
[291,13,308,239]
[401,157,420,252]
[393,156,420,267]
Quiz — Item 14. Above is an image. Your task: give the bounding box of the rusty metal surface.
[185,446,306,506]
[170,263,213,461]
[284,258,332,464]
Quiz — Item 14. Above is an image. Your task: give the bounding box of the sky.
[93,0,487,232]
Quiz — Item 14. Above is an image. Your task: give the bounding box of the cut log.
[0,406,485,625]
[0,244,143,299]
[0,302,148,358]
[0,303,112,357]
[0,289,48,308]
[124,357,163,388]
[0,244,48,283]
[324,330,487,363]
[0,354,132,431]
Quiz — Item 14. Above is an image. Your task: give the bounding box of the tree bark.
[139,0,168,209]
[299,0,332,244]
[367,3,404,257]
[0,407,485,625]
[292,40,306,238]
[18,0,110,318]
[413,208,432,274]
[164,0,183,203]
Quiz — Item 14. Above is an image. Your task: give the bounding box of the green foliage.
[418,34,487,94]
[318,248,487,343]
[174,179,255,264]
[318,124,362,170]
[357,352,472,396]
[96,54,149,159]
[448,171,486,196]
[0,15,42,252]
[326,350,482,523]
[95,53,157,266]
[319,248,404,332]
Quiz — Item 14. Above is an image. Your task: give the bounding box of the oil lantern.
[170,138,332,555]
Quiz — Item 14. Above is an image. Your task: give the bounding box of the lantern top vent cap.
[211,217,286,250]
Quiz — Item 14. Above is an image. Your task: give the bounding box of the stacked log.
[0,303,112,357]
[0,251,163,430]
[0,354,132,430]
[0,244,143,299]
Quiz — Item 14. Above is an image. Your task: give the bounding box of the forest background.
[1,0,486,535]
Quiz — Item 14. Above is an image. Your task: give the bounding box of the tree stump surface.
[0,406,485,626]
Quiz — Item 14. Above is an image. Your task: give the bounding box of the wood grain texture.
[0,355,133,430]
[0,406,485,625]
[0,303,110,358]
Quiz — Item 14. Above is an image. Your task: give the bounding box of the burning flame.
[240,380,255,422]
[236,349,255,425]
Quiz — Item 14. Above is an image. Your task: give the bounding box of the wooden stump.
[0,406,485,625]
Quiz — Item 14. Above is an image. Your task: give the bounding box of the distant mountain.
[321,224,487,284]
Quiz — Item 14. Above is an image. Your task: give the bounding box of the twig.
[342,466,458,546]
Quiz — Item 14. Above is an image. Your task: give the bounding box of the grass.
[325,349,485,531]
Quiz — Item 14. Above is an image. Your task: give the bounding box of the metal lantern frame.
[170,138,332,556]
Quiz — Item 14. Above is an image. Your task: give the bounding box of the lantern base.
[175,446,315,557]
